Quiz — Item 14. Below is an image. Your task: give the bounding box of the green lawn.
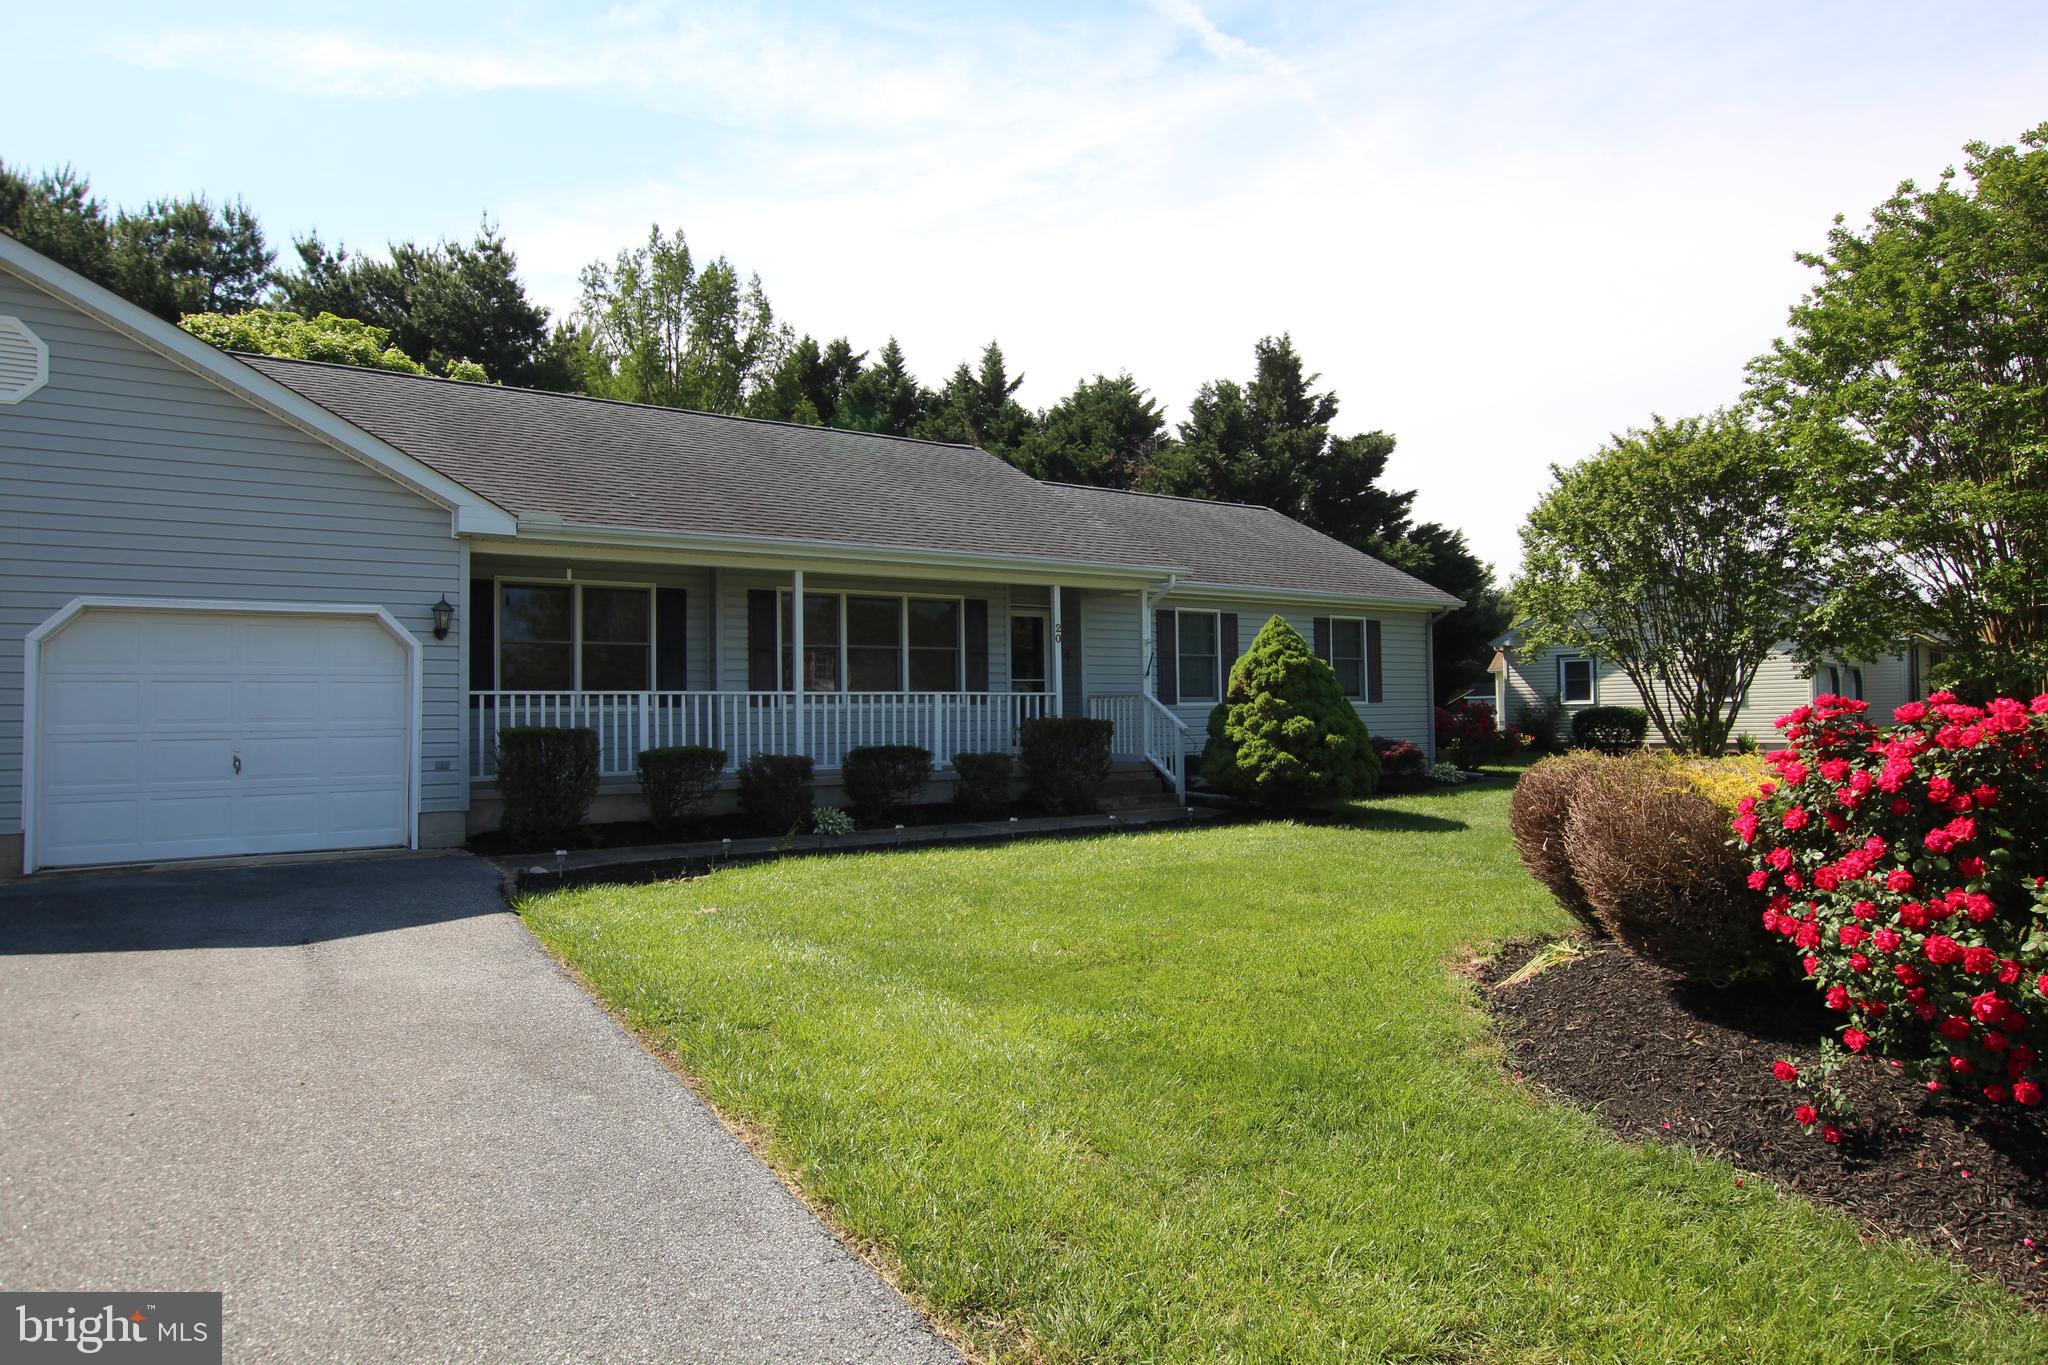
[520,782,2046,1362]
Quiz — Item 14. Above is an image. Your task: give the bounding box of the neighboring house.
[0,234,1459,876]
[1488,628,1937,748]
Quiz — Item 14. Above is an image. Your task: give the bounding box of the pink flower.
[1772,1059,1799,1083]
[1963,946,1999,975]
[1895,701,1928,723]
[2016,1081,2043,1106]
[1843,1028,1869,1052]
[1794,1104,1819,1125]
[1923,934,1962,965]
[1873,928,1902,953]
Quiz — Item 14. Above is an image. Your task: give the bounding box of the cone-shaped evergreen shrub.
[1200,616,1378,809]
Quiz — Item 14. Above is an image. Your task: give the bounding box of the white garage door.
[35,608,412,868]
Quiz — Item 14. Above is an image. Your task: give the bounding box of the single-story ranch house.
[0,233,1458,876]
[1488,629,1935,748]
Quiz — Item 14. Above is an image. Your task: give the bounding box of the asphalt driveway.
[0,854,959,1363]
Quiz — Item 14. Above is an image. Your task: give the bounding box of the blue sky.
[13,1,2048,573]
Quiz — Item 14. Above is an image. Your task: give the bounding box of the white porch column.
[1138,588,1153,698]
[792,568,805,755]
[1050,584,1064,718]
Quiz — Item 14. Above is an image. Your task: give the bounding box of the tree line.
[0,158,1510,698]
[1515,122,2048,750]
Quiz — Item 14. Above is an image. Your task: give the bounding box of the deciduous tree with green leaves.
[1748,125,2048,696]
[1514,411,1811,755]
[179,309,489,381]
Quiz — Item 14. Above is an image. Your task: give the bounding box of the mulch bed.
[1479,939,2048,1303]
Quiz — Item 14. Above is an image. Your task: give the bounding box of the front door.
[1009,611,1047,692]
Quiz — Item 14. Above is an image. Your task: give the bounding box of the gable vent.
[0,316,50,404]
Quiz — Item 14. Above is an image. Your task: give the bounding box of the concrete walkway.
[0,854,960,1363]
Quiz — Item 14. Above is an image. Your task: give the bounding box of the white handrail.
[469,690,1051,780]
[1086,692,1190,803]
[1141,691,1191,804]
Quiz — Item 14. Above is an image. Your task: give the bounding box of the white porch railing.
[1087,692,1191,802]
[469,690,1055,780]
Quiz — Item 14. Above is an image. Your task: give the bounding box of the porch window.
[782,593,844,691]
[908,599,961,691]
[1559,655,1594,705]
[845,595,901,691]
[1010,613,1048,692]
[1330,618,1366,698]
[580,586,652,691]
[499,583,575,690]
[1178,610,1220,702]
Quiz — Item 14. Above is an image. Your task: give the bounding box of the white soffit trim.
[0,234,516,536]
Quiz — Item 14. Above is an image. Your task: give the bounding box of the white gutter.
[1164,580,1464,612]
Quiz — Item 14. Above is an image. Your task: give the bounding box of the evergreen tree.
[1200,616,1379,808]
[839,337,924,435]
[1016,374,1165,487]
[918,341,1034,452]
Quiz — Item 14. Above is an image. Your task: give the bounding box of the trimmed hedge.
[1572,704,1649,755]
[951,751,1014,818]
[637,745,726,835]
[1508,752,1608,937]
[842,745,932,825]
[1562,752,1780,984]
[496,726,599,848]
[1018,717,1115,815]
[736,753,815,834]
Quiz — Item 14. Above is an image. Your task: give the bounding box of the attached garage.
[25,601,419,871]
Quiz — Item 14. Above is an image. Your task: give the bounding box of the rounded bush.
[951,751,1014,818]
[637,745,726,836]
[1564,753,1780,982]
[1572,705,1649,755]
[496,726,599,848]
[1435,698,1503,768]
[1508,752,1608,936]
[1200,616,1377,809]
[1019,717,1115,815]
[841,745,932,826]
[1371,735,1427,782]
[736,753,815,834]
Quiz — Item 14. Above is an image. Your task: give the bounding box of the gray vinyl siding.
[473,556,713,691]
[0,273,464,835]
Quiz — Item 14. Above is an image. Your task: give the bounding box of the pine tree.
[1200,616,1378,808]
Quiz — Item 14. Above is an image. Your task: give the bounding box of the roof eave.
[1166,580,1464,611]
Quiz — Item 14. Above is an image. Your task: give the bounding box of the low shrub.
[1508,752,1609,936]
[812,806,857,836]
[1435,698,1503,768]
[1200,616,1377,809]
[841,744,932,825]
[496,726,599,848]
[1371,735,1428,781]
[736,753,815,834]
[1573,705,1648,755]
[1019,717,1116,815]
[1429,761,1469,785]
[951,751,1014,817]
[637,745,726,835]
[1522,695,1571,756]
[1563,752,1780,984]
[1742,690,2048,1128]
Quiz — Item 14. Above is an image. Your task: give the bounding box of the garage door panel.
[37,608,414,869]
[45,679,141,729]
[147,680,236,727]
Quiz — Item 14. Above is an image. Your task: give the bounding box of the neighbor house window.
[1178,610,1220,702]
[1330,618,1366,698]
[498,581,652,690]
[1559,655,1594,704]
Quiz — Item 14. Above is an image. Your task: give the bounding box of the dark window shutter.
[1219,613,1238,691]
[1312,616,1331,662]
[963,600,990,691]
[656,588,688,690]
[747,589,777,690]
[1155,609,1178,705]
[469,579,495,689]
[1366,619,1384,703]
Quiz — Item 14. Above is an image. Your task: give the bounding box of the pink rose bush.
[1742,690,2048,1134]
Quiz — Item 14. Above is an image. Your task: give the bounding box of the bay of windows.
[780,591,962,693]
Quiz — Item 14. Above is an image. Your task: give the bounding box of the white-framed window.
[497,579,654,691]
[1009,609,1048,693]
[776,591,964,692]
[1818,663,1865,701]
[1559,654,1595,705]
[1177,609,1221,702]
[1329,617,1367,699]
